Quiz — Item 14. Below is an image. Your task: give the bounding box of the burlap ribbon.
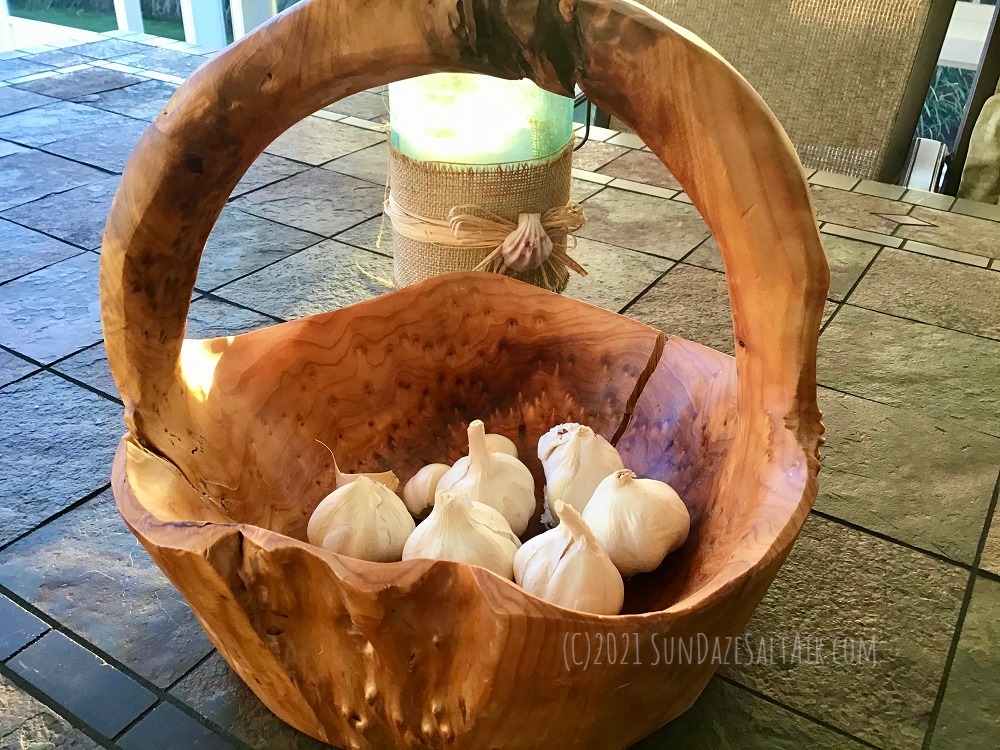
[384,196,587,291]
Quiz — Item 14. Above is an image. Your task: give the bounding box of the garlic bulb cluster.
[437,420,535,536]
[538,423,624,522]
[583,469,690,577]
[307,476,415,562]
[514,500,624,615]
[402,463,450,518]
[403,491,521,578]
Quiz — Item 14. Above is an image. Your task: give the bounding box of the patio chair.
[614,0,955,182]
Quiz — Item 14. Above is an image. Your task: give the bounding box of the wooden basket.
[100,1,829,748]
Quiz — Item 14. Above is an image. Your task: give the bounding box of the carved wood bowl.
[100,1,829,747]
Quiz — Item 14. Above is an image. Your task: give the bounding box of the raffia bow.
[384,195,587,291]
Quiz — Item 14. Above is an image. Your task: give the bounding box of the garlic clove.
[514,500,623,615]
[402,490,521,579]
[485,432,518,458]
[402,463,450,518]
[537,423,624,521]
[582,469,690,577]
[437,420,536,536]
[307,476,415,562]
[315,439,401,492]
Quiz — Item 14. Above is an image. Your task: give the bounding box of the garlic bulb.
[582,469,690,577]
[402,491,521,579]
[485,432,518,458]
[307,476,415,562]
[514,500,624,615]
[402,463,450,518]
[537,423,624,520]
[436,420,536,536]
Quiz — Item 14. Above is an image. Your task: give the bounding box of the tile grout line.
[0,249,90,288]
[0,484,111,555]
[839,301,1000,345]
[920,467,1000,750]
[819,247,884,335]
[717,674,884,750]
[0,582,255,750]
[0,660,113,749]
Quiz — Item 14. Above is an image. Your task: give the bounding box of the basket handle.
[100,0,827,450]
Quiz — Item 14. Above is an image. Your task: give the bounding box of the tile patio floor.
[1,30,999,750]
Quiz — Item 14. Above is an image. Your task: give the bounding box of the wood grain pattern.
[101,1,829,747]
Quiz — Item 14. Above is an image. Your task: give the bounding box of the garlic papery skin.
[436,420,536,536]
[537,423,624,519]
[334,463,400,493]
[402,463,450,518]
[402,491,521,579]
[514,500,624,615]
[582,470,690,577]
[485,433,518,458]
[307,476,415,562]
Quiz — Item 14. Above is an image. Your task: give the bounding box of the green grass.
[10,8,186,42]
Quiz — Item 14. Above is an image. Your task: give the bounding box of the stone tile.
[196,207,322,291]
[903,240,989,268]
[851,248,1000,338]
[264,116,383,165]
[172,652,327,750]
[323,142,387,186]
[578,187,709,259]
[0,254,103,363]
[633,678,869,750]
[325,90,389,121]
[607,178,676,199]
[0,57,52,82]
[725,516,966,750]
[77,78,177,120]
[930,577,1000,749]
[2,176,118,250]
[901,189,954,211]
[822,223,903,248]
[0,139,26,157]
[627,264,734,353]
[333,216,393,256]
[0,594,47,660]
[0,100,136,147]
[53,343,117,400]
[43,117,148,173]
[0,219,83,283]
[854,180,906,200]
[897,207,1000,261]
[572,168,613,186]
[571,140,628,171]
[64,39,150,59]
[0,86,57,117]
[686,235,877,301]
[607,131,645,149]
[215,240,394,320]
[563,237,672,312]
[231,168,384,236]
[0,348,37,388]
[809,171,860,190]
[818,305,1000,435]
[185,296,279,338]
[817,388,1000,563]
[952,197,1000,222]
[571,177,603,203]
[115,47,205,78]
[26,49,93,68]
[230,153,309,198]
[15,67,144,100]
[0,674,100,749]
[0,149,106,212]
[0,372,120,546]
[0,490,214,688]
[810,185,911,233]
[9,631,156,737]
[120,702,236,750]
[598,149,682,191]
